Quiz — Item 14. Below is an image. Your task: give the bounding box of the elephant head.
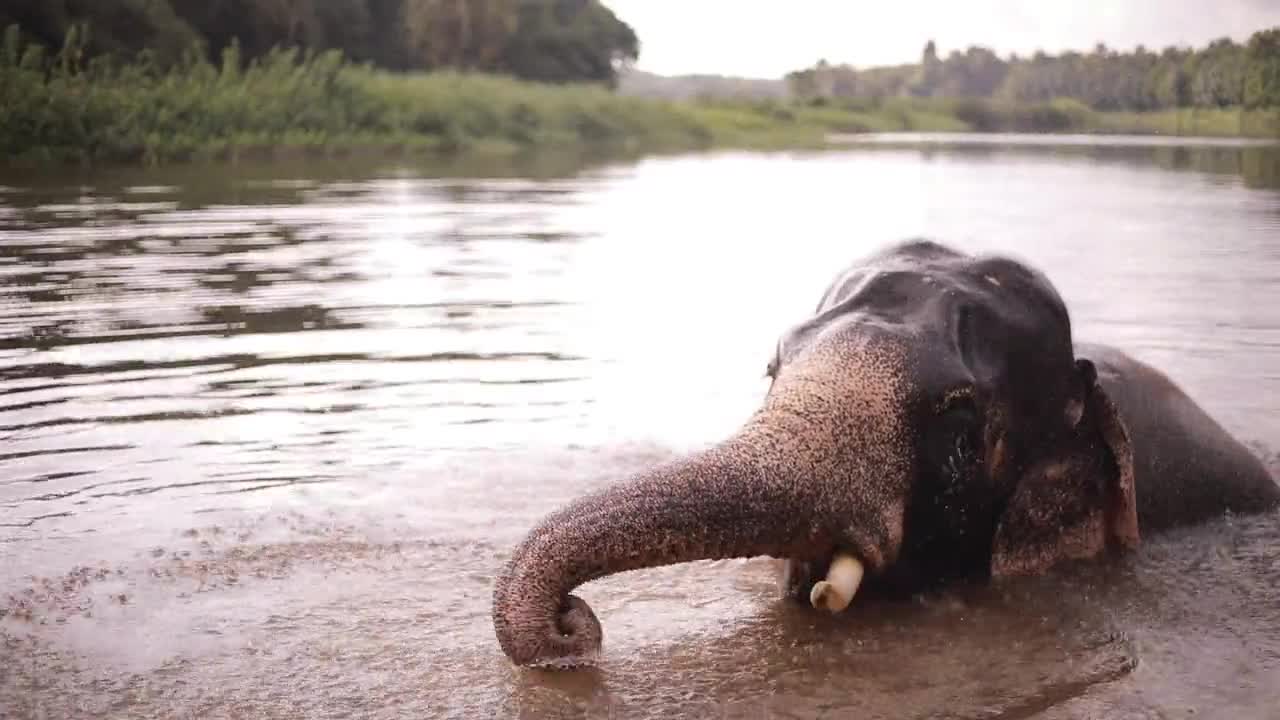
[491,240,1140,668]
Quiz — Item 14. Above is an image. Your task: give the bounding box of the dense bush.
[0,0,639,87]
[789,28,1280,114]
[0,27,830,165]
[3,26,1276,168]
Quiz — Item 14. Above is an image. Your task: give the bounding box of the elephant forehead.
[820,250,1065,323]
[782,248,1073,366]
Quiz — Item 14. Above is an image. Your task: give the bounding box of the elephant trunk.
[491,409,905,667]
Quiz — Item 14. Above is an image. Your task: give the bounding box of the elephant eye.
[765,339,784,379]
[927,399,982,480]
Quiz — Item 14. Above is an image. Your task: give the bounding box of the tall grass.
[1086,107,1280,138]
[2,26,1277,168]
[814,96,1280,138]
[0,27,835,166]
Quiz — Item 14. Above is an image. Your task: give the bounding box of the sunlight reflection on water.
[2,136,1279,718]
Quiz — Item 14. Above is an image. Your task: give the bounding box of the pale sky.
[604,0,1280,78]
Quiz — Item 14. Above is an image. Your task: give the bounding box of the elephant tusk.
[809,552,864,613]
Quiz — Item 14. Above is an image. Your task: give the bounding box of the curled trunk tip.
[490,430,849,668]
[492,585,603,668]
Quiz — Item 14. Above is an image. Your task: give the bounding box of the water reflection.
[0,165,616,549]
[2,136,1278,531]
[835,132,1280,190]
[2,136,1279,718]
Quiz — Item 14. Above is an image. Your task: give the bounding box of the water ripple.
[1,142,1278,718]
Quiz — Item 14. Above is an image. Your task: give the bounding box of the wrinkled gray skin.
[492,240,1280,668]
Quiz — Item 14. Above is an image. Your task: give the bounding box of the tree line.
[0,0,639,86]
[788,28,1280,110]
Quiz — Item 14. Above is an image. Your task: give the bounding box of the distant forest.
[2,2,1278,113]
[618,69,788,102]
[0,0,639,86]
[788,30,1280,110]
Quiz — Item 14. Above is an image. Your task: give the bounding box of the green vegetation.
[0,29,861,166]
[781,29,1280,141]
[0,4,1277,169]
[788,29,1280,113]
[0,35,1273,169]
[879,97,1280,137]
[619,69,789,102]
[0,0,638,86]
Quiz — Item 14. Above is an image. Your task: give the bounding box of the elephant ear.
[990,359,1140,578]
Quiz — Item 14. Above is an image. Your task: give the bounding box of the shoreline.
[3,48,1277,173]
[4,125,1276,180]
[2,30,1277,174]
[826,131,1280,148]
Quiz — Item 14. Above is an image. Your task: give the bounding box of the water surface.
[3,136,1280,718]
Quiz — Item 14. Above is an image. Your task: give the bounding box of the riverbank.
[0,46,838,167]
[2,47,1278,168]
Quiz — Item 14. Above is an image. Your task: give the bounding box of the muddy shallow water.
[2,136,1280,718]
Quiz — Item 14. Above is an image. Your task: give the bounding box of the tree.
[2,0,644,86]
[1244,28,1280,109]
[500,0,638,87]
[910,39,942,96]
[256,0,321,48]
[1187,37,1246,108]
[0,0,204,66]
[934,46,1008,97]
[399,0,518,71]
[786,28,1280,111]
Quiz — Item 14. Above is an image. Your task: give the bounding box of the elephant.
[491,239,1280,668]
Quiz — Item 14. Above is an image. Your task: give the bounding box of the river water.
[2,135,1279,719]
